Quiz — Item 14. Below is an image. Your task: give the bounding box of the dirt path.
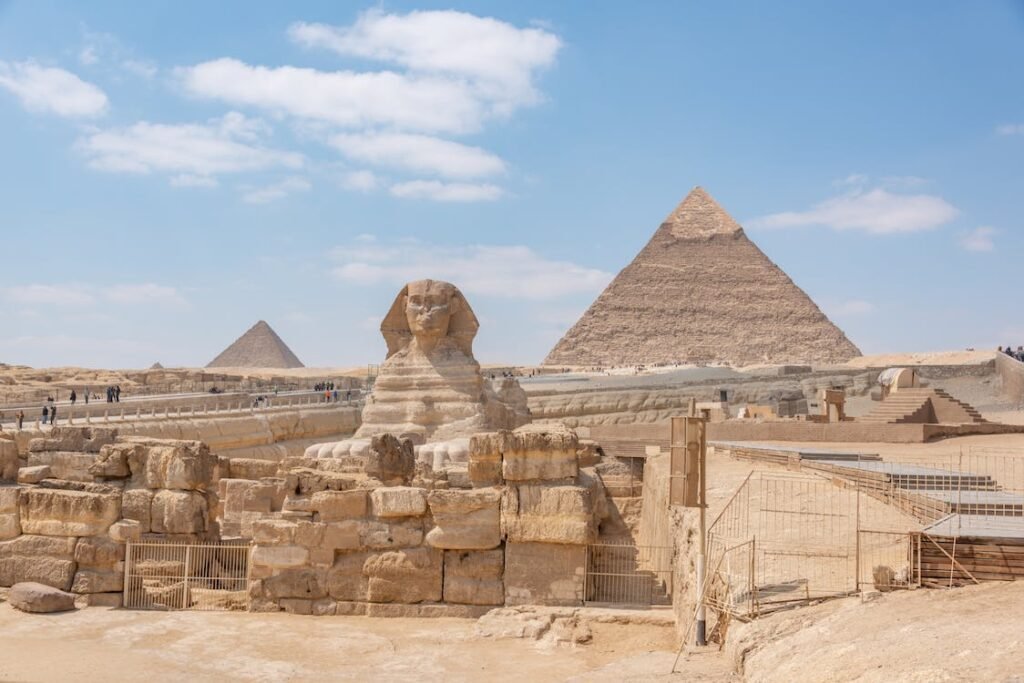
[0,605,734,682]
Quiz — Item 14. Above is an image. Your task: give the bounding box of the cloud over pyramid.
[544,187,861,367]
[207,320,304,368]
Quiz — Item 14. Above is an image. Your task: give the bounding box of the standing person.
[42,405,49,425]
[50,404,57,426]
[115,385,121,402]
[84,387,89,404]
[16,410,24,430]
[70,389,77,405]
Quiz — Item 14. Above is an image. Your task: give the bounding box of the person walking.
[115,385,121,402]
[42,405,49,425]
[84,387,89,404]
[16,410,24,430]
[70,389,77,405]
[50,404,57,426]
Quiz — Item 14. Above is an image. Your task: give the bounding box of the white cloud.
[0,61,108,118]
[329,238,611,300]
[830,300,875,316]
[389,180,503,202]
[330,132,505,179]
[4,283,187,308]
[242,176,311,204]
[749,187,958,234]
[960,226,996,252]
[77,112,302,182]
[340,170,379,192]
[170,174,218,188]
[289,9,561,116]
[996,123,1024,136]
[121,59,158,79]
[179,58,484,135]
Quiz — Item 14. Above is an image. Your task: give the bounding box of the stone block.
[0,556,77,591]
[312,490,368,522]
[252,519,297,545]
[443,549,504,605]
[74,536,124,568]
[309,548,335,567]
[425,488,501,550]
[365,547,442,604]
[279,598,313,615]
[150,490,207,534]
[251,545,309,569]
[129,439,216,491]
[0,439,18,481]
[501,429,578,481]
[121,489,153,532]
[108,520,141,543]
[294,521,325,547]
[18,465,52,485]
[9,581,76,613]
[228,458,279,480]
[467,432,503,487]
[220,479,258,515]
[327,552,370,601]
[263,567,326,600]
[334,600,369,616]
[365,434,415,485]
[285,468,357,496]
[89,443,137,479]
[71,569,123,594]
[361,519,423,549]
[19,486,121,537]
[0,486,20,513]
[370,487,428,518]
[501,485,595,545]
[81,592,122,608]
[0,513,19,540]
[0,534,77,559]
[312,598,337,616]
[504,542,585,607]
[322,521,361,551]
[241,482,280,513]
[28,451,100,482]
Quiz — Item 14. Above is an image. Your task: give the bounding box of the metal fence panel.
[585,541,673,606]
[124,540,252,611]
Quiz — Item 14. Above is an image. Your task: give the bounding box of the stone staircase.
[858,388,986,425]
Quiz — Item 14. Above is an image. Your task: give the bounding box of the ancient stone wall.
[0,428,220,607]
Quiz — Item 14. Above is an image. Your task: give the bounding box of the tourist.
[115,385,121,402]
[332,390,338,402]
[50,404,57,426]
[16,410,24,430]
[84,387,89,404]
[70,389,77,405]
[346,389,352,402]
[42,405,49,425]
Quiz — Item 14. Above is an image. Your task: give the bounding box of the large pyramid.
[207,320,304,368]
[544,187,861,367]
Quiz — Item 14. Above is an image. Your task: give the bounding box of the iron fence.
[585,540,673,606]
[124,539,252,611]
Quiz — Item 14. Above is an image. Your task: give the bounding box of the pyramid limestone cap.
[661,186,743,239]
[207,320,304,368]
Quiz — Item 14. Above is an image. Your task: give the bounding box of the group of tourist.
[998,346,1024,362]
[314,381,336,392]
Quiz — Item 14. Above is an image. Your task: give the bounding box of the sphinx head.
[380,279,479,358]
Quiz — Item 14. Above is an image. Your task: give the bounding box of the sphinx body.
[307,279,529,461]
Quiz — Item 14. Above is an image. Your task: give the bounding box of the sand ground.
[0,605,735,683]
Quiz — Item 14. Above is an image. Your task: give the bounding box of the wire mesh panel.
[858,530,919,591]
[585,541,673,606]
[124,540,252,611]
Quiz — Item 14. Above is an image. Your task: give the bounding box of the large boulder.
[8,582,76,613]
[425,488,501,550]
[0,534,78,590]
[127,439,216,491]
[365,434,415,485]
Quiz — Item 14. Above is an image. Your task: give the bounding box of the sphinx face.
[405,280,455,342]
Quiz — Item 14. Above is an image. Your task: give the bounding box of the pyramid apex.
[662,186,743,239]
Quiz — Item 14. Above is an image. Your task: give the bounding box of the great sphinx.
[307,279,530,462]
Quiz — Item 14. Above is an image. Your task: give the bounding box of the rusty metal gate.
[585,541,673,606]
[123,540,252,611]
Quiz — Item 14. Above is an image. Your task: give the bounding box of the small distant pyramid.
[544,187,861,367]
[207,320,304,368]
[150,362,165,370]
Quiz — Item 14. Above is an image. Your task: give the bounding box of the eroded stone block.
[443,549,504,605]
[425,488,501,550]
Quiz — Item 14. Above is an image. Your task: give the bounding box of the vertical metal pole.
[123,540,133,608]
[855,468,861,592]
[695,417,707,647]
[182,544,192,610]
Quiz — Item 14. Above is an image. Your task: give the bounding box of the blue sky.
[0,1,1022,368]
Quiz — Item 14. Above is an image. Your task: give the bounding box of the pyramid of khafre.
[544,187,861,367]
[207,320,304,368]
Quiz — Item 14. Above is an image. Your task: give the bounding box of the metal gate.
[124,540,252,611]
[585,542,673,606]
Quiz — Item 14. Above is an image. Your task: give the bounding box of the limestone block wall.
[996,353,1024,406]
[0,429,221,607]
[246,426,606,615]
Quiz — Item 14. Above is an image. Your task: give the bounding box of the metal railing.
[585,540,673,606]
[123,539,253,611]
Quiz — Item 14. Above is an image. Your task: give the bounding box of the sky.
[0,1,1022,369]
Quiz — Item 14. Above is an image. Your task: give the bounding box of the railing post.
[123,540,133,607]
[182,544,192,610]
